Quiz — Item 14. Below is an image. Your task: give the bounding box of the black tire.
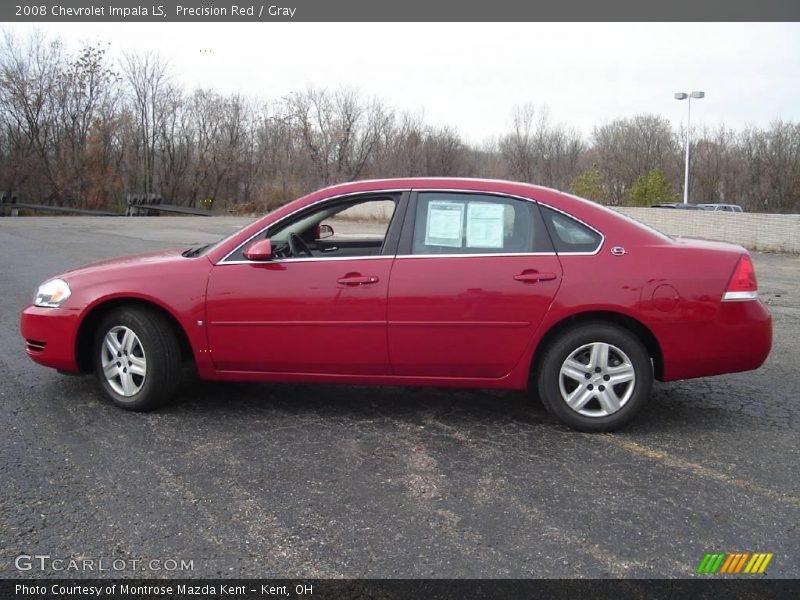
[93,306,182,411]
[536,322,653,432]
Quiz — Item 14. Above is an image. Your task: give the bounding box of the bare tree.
[499,104,583,189]
[0,30,63,202]
[50,43,120,206]
[253,100,304,205]
[692,125,736,204]
[374,110,426,177]
[499,104,542,182]
[422,125,470,176]
[538,125,584,190]
[122,51,170,194]
[289,87,391,185]
[156,83,192,204]
[738,121,800,213]
[593,115,679,204]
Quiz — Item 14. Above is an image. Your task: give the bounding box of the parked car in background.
[20,178,771,432]
[697,203,744,212]
[650,203,703,210]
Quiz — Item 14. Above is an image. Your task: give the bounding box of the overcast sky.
[9,22,800,143]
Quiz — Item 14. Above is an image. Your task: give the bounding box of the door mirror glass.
[243,238,273,261]
[316,223,334,240]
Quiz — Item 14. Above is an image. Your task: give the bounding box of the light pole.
[674,91,705,204]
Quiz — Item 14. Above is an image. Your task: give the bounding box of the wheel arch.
[75,296,194,373]
[530,310,664,381]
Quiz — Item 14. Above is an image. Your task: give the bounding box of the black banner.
[3,579,800,600]
[3,0,800,22]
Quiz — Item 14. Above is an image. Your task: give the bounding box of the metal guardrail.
[0,195,120,216]
[126,194,211,217]
[1,193,213,217]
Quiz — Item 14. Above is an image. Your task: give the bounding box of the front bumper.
[20,305,81,372]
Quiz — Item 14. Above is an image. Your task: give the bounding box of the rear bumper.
[19,306,81,373]
[658,299,772,381]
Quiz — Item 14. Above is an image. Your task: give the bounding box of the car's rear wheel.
[93,306,182,411]
[536,323,653,432]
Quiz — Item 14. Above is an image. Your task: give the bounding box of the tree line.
[1,32,799,214]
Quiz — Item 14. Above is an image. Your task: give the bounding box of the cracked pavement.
[1,217,798,578]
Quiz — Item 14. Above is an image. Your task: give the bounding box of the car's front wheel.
[93,306,182,411]
[537,323,653,432]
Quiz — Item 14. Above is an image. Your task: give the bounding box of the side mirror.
[316,223,334,240]
[243,238,273,261]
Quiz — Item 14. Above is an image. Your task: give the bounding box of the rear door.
[387,191,562,378]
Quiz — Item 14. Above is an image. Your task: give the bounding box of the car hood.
[57,247,191,281]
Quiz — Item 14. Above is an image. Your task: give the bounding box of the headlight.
[34,279,71,308]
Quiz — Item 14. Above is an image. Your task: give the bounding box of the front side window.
[268,196,397,259]
[225,194,399,262]
[411,192,549,255]
[318,199,395,242]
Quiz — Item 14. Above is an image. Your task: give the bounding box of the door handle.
[513,270,557,283]
[337,273,379,286]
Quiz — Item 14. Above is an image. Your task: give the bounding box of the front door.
[206,192,405,374]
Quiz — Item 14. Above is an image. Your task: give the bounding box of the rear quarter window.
[539,205,603,254]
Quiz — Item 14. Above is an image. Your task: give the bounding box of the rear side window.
[539,205,603,254]
[412,192,552,255]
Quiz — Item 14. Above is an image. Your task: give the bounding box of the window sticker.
[425,201,464,247]
[466,202,505,248]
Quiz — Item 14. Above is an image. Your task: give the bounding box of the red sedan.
[20,178,772,431]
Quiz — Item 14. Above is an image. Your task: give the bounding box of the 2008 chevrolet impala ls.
[20,178,772,431]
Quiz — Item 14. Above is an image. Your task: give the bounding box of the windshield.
[181,217,262,258]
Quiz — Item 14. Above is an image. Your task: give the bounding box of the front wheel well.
[75,298,194,373]
[530,311,664,381]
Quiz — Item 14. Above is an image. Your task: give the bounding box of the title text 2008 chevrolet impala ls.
[20,178,771,431]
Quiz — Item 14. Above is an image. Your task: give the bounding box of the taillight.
[723,255,758,301]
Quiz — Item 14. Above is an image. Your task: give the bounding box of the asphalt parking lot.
[1,217,798,579]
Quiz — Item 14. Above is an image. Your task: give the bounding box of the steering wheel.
[288,232,313,257]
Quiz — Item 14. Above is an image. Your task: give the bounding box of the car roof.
[299,177,579,213]
[315,177,559,196]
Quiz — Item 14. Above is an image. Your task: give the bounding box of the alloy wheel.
[558,342,636,418]
[100,326,147,397]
